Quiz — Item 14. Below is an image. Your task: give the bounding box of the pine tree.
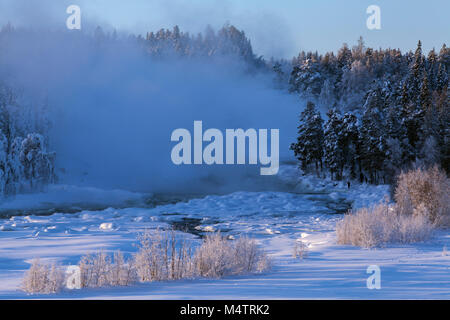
[272,61,287,89]
[289,58,323,97]
[401,48,429,154]
[435,84,450,172]
[323,108,344,180]
[408,40,425,103]
[384,103,410,179]
[290,102,324,174]
[359,92,387,184]
[0,131,7,196]
[340,113,359,179]
[385,103,411,163]
[438,43,450,69]
[427,48,438,90]
[436,63,448,92]
[417,73,437,155]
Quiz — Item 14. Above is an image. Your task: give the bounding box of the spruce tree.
[409,40,425,103]
[340,113,359,179]
[436,63,448,92]
[290,102,324,174]
[324,108,344,180]
[417,73,437,155]
[359,91,387,184]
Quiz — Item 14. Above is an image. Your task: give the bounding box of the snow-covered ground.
[0,171,449,299]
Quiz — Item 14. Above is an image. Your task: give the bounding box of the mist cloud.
[0,29,302,193]
[0,0,295,59]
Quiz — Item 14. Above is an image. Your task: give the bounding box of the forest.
[0,24,448,197]
[288,38,449,183]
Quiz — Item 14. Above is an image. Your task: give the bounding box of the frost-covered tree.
[0,83,55,197]
[436,63,448,92]
[408,41,426,103]
[290,101,324,174]
[143,24,264,69]
[340,113,359,179]
[0,131,7,195]
[289,58,323,98]
[19,133,55,189]
[359,93,387,184]
[385,104,411,173]
[324,108,344,180]
[287,37,449,180]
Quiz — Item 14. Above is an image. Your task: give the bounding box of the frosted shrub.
[234,236,268,273]
[79,251,111,288]
[396,213,434,243]
[134,230,270,281]
[79,251,136,288]
[194,233,234,278]
[22,231,270,293]
[336,202,433,248]
[293,240,309,260]
[22,259,64,294]
[109,251,137,286]
[395,166,449,226]
[194,233,270,278]
[337,166,448,248]
[134,229,194,282]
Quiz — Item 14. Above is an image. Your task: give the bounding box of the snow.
[99,223,116,231]
[0,168,448,299]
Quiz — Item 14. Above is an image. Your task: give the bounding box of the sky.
[0,0,448,59]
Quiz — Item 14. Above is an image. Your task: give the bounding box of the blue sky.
[0,0,448,58]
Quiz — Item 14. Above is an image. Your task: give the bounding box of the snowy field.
[0,170,449,299]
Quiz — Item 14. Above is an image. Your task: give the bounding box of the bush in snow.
[337,166,449,248]
[134,229,194,282]
[78,251,112,288]
[194,233,270,278]
[336,202,434,248]
[292,240,309,260]
[109,251,137,286]
[394,166,449,226]
[22,231,270,293]
[233,236,271,274]
[79,251,136,288]
[22,259,64,294]
[23,252,137,293]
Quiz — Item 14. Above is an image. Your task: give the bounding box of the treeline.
[89,23,265,69]
[142,24,264,68]
[289,40,449,184]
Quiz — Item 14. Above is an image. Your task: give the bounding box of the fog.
[0,0,296,59]
[0,28,303,194]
